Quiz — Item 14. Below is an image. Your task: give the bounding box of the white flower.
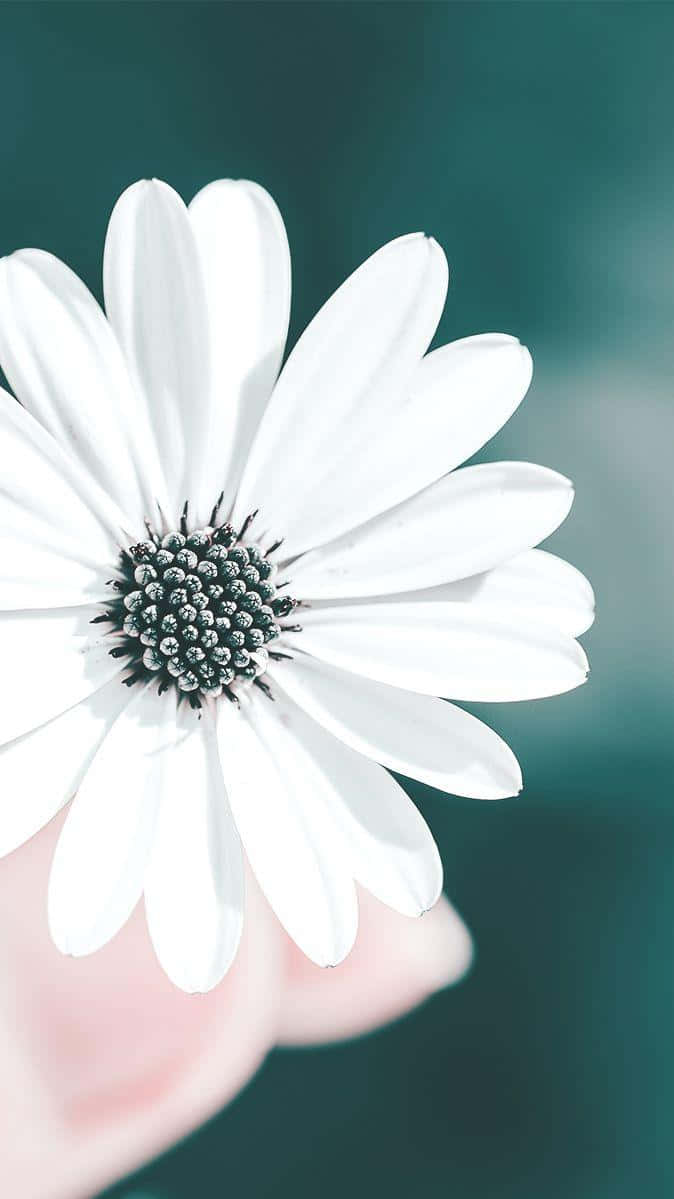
[0,178,593,993]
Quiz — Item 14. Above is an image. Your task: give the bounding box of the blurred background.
[0,2,672,1196]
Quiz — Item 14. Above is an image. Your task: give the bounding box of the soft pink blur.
[0,813,472,1199]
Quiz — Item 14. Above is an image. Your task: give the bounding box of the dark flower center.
[97,512,299,707]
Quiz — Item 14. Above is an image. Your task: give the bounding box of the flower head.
[0,178,592,991]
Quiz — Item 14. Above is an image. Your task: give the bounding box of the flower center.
[98,510,298,707]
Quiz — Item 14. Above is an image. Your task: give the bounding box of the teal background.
[1,2,672,1196]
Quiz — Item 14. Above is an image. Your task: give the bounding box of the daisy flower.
[0,178,593,993]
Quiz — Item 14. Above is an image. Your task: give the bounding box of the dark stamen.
[254,678,275,700]
[122,670,144,687]
[238,508,259,541]
[209,491,225,526]
[145,519,160,545]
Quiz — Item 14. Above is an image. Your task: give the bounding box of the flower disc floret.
[103,518,293,705]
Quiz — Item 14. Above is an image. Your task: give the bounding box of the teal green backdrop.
[1,3,671,1197]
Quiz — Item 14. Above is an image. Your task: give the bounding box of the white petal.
[363,549,595,638]
[0,679,129,858]
[232,234,448,556]
[270,688,443,917]
[48,686,175,957]
[289,601,589,702]
[144,710,244,993]
[403,333,533,474]
[0,250,162,525]
[0,387,122,565]
[103,179,211,519]
[188,180,291,522]
[269,653,522,800]
[0,537,111,611]
[291,461,574,598]
[273,333,532,556]
[339,333,533,542]
[0,606,124,746]
[217,696,358,966]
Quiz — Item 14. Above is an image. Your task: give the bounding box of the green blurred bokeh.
[1,2,672,1196]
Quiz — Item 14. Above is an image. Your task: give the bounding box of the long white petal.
[269,688,443,917]
[0,538,111,611]
[0,679,129,858]
[217,697,358,966]
[354,549,595,638]
[288,601,589,702]
[339,333,533,540]
[0,387,123,565]
[0,250,162,524]
[291,461,574,598]
[188,179,290,522]
[269,653,522,800]
[269,333,531,555]
[232,234,448,556]
[48,686,175,957]
[0,606,123,746]
[103,179,211,519]
[0,386,129,611]
[144,710,244,993]
[401,333,533,476]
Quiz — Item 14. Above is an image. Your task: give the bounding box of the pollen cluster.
[100,517,298,705]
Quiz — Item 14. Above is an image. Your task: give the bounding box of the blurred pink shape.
[0,813,472,1199]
